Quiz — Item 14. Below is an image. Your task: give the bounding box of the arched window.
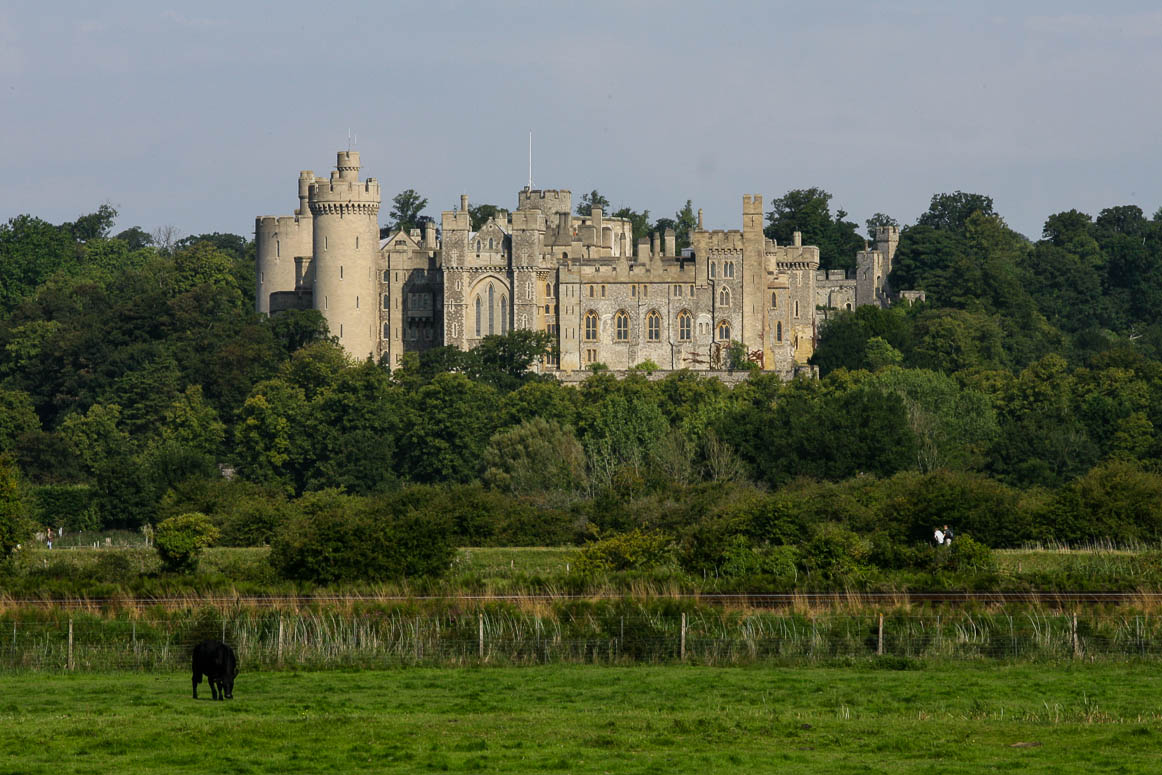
[677,310,692,342]
[500,294,508,333]
[382,323,390,340]
[488,283,495,335]
[584,310,598,341]
[719,287,730,306]
[776,322,782,341]
[615,310,629,341]
[724,261,734,278]
[475,295,482,337]
[476,240,481,253]
[771,292,777,308]
[709,262,716,278]
[718,320,732,341]
[646,310,661,341]
[546,282,552,297]
[488,238,494,249]
[845,303,852,311]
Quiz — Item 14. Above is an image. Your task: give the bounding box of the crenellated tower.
[309,151,381,359]
[255,171,316,313]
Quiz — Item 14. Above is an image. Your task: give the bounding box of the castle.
[256,151,902,376]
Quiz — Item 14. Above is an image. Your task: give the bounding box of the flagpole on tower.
[528,130,533,190]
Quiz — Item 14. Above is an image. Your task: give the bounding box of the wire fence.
[6,610,1162,671]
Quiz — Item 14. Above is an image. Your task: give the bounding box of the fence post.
[1072,613,1080,658]
[276,617,284,666]
[478,613,484,662]
[67,618,74,671]
[680,613,687,662]
[877,613,884,656]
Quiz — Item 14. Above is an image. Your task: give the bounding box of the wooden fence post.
[680,613,687,662]
[67,618,74,671]
[1072,613,1080,658]
[276,617,284,666]
[876,613,884,656]
[478,613,484,661]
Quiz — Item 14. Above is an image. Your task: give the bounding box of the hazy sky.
[2,1,1160,241]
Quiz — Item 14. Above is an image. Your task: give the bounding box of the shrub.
[0,454,32,560]
[268,490,455,584]
[575,529,673,574]
[154,512,220,573]
[945,535,997,573]
[799,523,872,582]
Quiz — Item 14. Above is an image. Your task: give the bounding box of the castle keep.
[256,151,900,375]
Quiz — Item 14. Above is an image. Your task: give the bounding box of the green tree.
[483,418,587,494]
[917,191,995,232]
[398,372,500,484]
[154,512,219,573]
[675,200,697,251]
[233,379,310,494]
[0,389,40,452]
[469,203,508,231]
[463,329,555,391]
[0,455,32,559]
[385,189,428,235]
[612,207,651,243]
[577,190,610,216]
[865,213,898,237]
[0,215,77,312]
[764,188,863,270]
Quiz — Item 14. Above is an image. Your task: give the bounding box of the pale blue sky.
[2,1,1160,240]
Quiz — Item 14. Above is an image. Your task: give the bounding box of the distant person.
[934,527,944,546]
[943,525,954,545]
[45,527,54,550]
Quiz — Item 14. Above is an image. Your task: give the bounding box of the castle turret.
[309,151,381,359]
[255,170,315,314]
[741,194,766,352]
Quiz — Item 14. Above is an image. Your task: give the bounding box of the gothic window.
[646,310,661,341]
[601,285,606,298]
[584,310,598,341]
[475,295,482,337]
[709,261,716,278]
[674,285,683,297]
[589,286,594,298]
[615,310,629,341]
[718,320,732,341]
[546,282,553,297]
[846,303,852,311]
[488,238,494,249]
[771,292,777,308]
[476,240,481,253]
[776,321,782,342]
[727,262,736,278]
[488,283,495,335]
[500,294,508,334]
[677,310,692,342]
[719,287,730,306]
[382,323,389,340]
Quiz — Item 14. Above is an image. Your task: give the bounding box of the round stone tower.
[255,170,315,313]
[517,188,572,218]
[309,151,381,359]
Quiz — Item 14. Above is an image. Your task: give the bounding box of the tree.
[385,189,428,235]
[577,190,610,216]
[0,455,32,560]
[675,200,697,252]
[612,207,651,244]
[865,213,898,238]
[114,226,154,251]
[917,191,995,232]
[483,418,587,494]
[0,214,78,312]
[154,512,219,573]
[764,188,863,270]
[464,330,555,391]
[64,204,118,242]
[469,203,508,231]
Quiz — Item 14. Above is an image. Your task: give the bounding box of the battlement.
[256,214,311,230]
[701,230,745,250]
[742,194,764,215]
[875,225,899,241]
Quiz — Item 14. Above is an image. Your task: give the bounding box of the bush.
[575,529,673,574]
[0,455,32,560]
[268,490,455,584]
[154,512,220,573]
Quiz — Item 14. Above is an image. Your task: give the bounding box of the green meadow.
[2,663,1160,773]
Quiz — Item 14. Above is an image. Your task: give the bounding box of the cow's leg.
[210,678,220,700]
[193,671,201,699]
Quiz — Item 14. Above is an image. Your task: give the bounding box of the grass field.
[2,663,1160,773]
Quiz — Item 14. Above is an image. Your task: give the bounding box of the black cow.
[192,640,237,700]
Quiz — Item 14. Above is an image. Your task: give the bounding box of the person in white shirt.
[934,528,944,546]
